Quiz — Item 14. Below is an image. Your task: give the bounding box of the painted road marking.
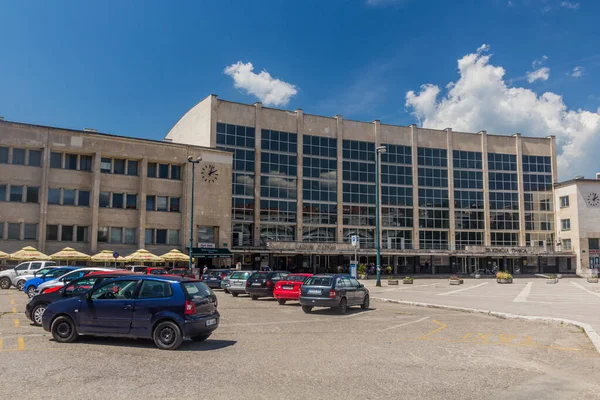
[12,308,16,313]
[382,283,442,292]
[513,282,533,302]
[571,281,600,298]
[13,319,20,328]
[436,282,489,296]
[380,316,430,332]
[0,339,2,350]
[17,337,25,351]
[10,299,15,305]
[341,309,379,318]
[419,320,447,339]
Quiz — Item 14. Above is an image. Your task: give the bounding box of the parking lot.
[1,286,600,400]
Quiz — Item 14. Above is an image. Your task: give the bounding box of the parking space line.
[341,309,379,318]
[419,320,447,339]
[0,339,2,349]
[12,308,16,313]
[570,281,600,298]
[17,337,25,351]
[380,316,430,332]
[13,319,20,328]
[513,282,533,302]
[10,299,15,305]
[436,282,488,296]
[382,283,442,292]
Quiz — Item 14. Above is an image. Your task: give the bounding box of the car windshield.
[149,269,167,275]
[230,272,250,279]
[304,277,333,286]
[250,272,271,279]
[34,268,54,276]
[282,275,309,282]
[171,269,185,273]
[182,282,213,299]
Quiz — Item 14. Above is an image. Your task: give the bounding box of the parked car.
[26,271,135,326]
[299,274,369,314]
[273,273,313,305]
[42,275,220,350]
[226,271,254,297]
[125,265,148,273]
[0,261,58,289]
[169,268,196,279]
[220,271,235,292]
[201,269,232,289]
[245,271,290,300]
[35,267,113,296]
[143,267,168,275]
[23,267,79,298]
[11,266,56,291]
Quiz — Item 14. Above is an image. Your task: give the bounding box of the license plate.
[206,318,217,327]
[234,282,243,286]
[308,289,321,295]
[252,282,261,286]
[283,285,293,290]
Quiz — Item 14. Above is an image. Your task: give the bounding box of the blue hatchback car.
[42,275,219,350]
[23,267,77,298]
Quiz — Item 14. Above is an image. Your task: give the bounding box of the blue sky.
[1,0,599,178]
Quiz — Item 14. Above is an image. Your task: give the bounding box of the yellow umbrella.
[10,246,50,261]
[0,251,9,259]
[50,247,90,262]
[90,250,128,263]
[160,249,190,262]
[125,249,164,263]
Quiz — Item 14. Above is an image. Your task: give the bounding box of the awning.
[190,248,233,258]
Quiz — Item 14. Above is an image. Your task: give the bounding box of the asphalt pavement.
[1,286,599,399]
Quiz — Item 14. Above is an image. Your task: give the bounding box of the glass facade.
[453,150,484,249]
[488,153,519,246]
[382,144,413,249]
[418,148,448,249]
[523,155,554,247]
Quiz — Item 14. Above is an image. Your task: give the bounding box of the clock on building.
[200,164,219,183]
[586,192,600,207]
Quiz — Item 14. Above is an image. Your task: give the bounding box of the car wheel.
[251,295,259,300]
[17,280,26,291]
[277,299,286,305]
[302,305,313,313]
[231,292,239,297]
[337,297,348,314]
[0,277,11,290]
[153,321,183,350]
[27,286,36,298]
[51,316,78,343]
[191,333,211,342]
[32,304,47,326]
[361,294,370,310]
[224,288,229,294]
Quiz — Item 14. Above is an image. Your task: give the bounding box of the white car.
[0,261,58,290]
[11,266,57,291]
[34,267,113,296]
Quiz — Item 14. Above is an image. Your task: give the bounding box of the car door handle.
[123,305,133,310]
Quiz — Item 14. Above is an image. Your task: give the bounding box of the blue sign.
[113,252,119,259]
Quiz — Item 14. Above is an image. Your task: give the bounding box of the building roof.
[555,178,600,188]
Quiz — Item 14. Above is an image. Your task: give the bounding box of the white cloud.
[527,67,550,83]
[405,45,600,179]
[477,44,490,53]
[223,61,298,107]
[532,55,548,68]
[560,1,580,9]
[570,66,584,78]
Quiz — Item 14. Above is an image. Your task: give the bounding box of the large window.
[29,150,42,167]
[488,153,517,171]
[62,225,74,241]
[26,187,39,203]
[0,147,8,164]
[302,227,336,242]
[48,189,61,205]
[491,232,518,246]
[12,148,26,165]
[78,190,90,207]
[8,223,20,240]
[110,227,123,243]
[99,192,110,208]
[147,162,181,180]
[419,230,448,250]
[561,219,571,231]
[559,195,569,208]
[490,212,520,230]
[65,154,78,170]
[455,232,483,249]
[24,224,37,240]
[10,186,23,202]
[0,185,5,201]
[63,189,76,206]
[50,152,62,168]
[76,226,88,242]
[562,239,571,250]
[46,225,59,241]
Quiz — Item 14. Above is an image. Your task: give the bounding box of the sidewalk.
[362,277,600,349]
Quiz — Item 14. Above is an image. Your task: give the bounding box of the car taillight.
[329,290,336,298]
[246,280,250,287]
[221,273,227,279]
[266,280,273,287]
[43,286,61,294]
[184,300,196,315]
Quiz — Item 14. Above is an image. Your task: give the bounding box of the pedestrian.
[337,265,342,274]
[202,265,208,275]
[236,261,242,270]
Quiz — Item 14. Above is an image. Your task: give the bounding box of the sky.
[0,0,599,180]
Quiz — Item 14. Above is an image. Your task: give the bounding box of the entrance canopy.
[190,248,232,258]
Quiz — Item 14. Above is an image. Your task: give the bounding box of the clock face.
[587,192,600,207]
[200,164,219,183]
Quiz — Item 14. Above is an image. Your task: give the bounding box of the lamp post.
[187,156,202,270]
[375,146,387,287]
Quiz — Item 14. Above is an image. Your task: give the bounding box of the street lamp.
[187,156,202,270]
[375,145,386,287]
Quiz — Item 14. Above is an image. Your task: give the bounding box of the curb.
[373,297,600,354]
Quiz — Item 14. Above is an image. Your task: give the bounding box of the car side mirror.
[358,284,364,289]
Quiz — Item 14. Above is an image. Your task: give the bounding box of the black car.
[25,272,134,326]
[201,269,232,289]
[245,271,289,300]
[299,274,369,314]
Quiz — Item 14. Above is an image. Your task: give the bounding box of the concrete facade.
[555,178,600,276]
[0,120,233,261]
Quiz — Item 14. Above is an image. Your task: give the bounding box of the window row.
[525,213,553,231]
[233,173,254,196]
[419,209,450,229]
[0,147,42,167]
[147,162,181,180]
[417,148,447,167]
[0,222,39,240]
[0,185,40,203]
[488,153,517,171]
[489,191,519,210]
[490,212,520,230]
[260,200,297,223]
[262,129,298,152]
[260,224,297,242]
[223,148,256,173]
[303,135,337,158]
[217,123,256,148]
[522,155,551,173]
[454,190,484,209]
[382,165,412,186]
[524,193,552,211]
[51,152,93,171]
[302,226,337,242]
[46,225,89,242]
[99,192,138,210]
[303,203,337,225]
[49,188,90,207]
[343,205,375,226]
[418,168,448,188]
[454,170,483,189]
[342,140,376,162]
[260,176,297,200]
[419,230,448,250]
[418,188,449,208]
[343,228,375,249]
[382,186,414,206]
[488,172,518,191]
[146,195,180,212]
[232,197,255,222]
[453,150,482,170]
[303,179,337,202]
[303,157,337,179]
[382,207,414,228]
[455,232,484,249]
[455,211,485,230]
[523,174,552,192]
[343,183,376,205]
[100,157,138,176]
[145,229,180,245]
[382,230,413,250]
[381,144,412,165]
[491,232,518,246]
[261,153,298,176]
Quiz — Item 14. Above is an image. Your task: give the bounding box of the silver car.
[227,271,254,297]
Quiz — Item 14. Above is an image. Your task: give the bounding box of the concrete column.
[410,125,420,249]
[209,94,219,148]
[480,131,491,246]
[182,161,192,252]
[446,128,456,250]
[137,158,148,248]
[253,102,262,246]
[549,135,558,184]
[515,134,526,246]
[374,120,383,251]
[296,109,304,242]
[335,115,344,242]
[38,141,50,251]
[90,152,101,253]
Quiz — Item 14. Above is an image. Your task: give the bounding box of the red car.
[143,267,169,275]
[273,273,313,305]
[169,268,196,279]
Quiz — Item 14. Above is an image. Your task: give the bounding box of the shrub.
[357,264,367,275]
[496,272,513,279]
[449,275,460,280]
